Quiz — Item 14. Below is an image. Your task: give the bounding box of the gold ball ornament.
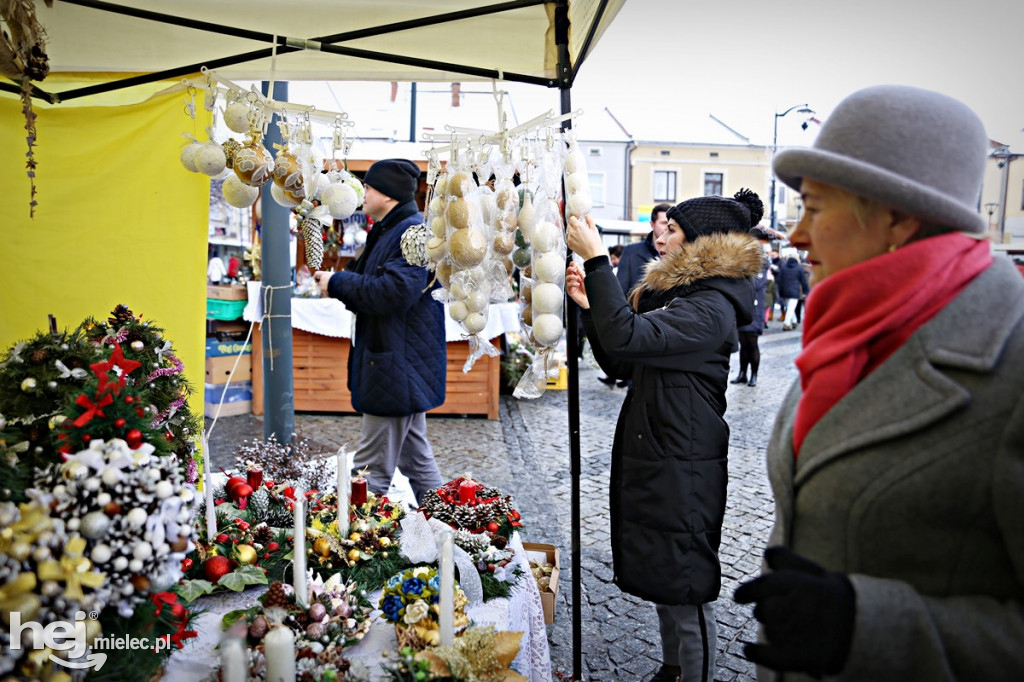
[347,549,362,562]
[496,188,519,212]
[271,182,302,207]
[349,532,362,543]
[273,150,304,192]
[434,174,449,196]
[430,216,447,239]
[445,199,472,229]
[429,195,446,216]
[449,229,488,268]
[312,537,332,557]
[492,232,515,255]
[379,537,391,547]
[235,544,258,565]
[435,260,452,288]
[447,171,473,197]
[520,305,533,327]
[426,237,447,263]
[233,142,275,187]
[533,313,564,346]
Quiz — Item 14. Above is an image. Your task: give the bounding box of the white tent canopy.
[25,0,624,101]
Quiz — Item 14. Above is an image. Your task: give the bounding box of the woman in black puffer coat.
[566,190,765,682]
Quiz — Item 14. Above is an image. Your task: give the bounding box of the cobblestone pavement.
[206,325,803,681]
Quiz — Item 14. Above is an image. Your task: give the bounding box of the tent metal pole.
[259,80,296,448]
[570,0,611,83]
[553,1,582,676]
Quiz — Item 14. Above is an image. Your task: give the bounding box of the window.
[1021,179,1024,210]
[660,150,671,156]
[654,171,677,202]
[777,186,786,205]
[588,172,605,207]
[588,147,602,157]
[704,172,723,196]
[709,152,719,158]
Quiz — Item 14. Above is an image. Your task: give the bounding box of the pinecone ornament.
[264,581,291,609]
[109,304,135,326]
[252,523,273,546]
[301,217,325,271]
[29,347,50,365]
[400,223,431,267]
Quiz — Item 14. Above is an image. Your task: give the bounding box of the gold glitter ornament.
[233,142,275,187]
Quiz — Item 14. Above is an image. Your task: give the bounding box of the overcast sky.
[281,0,1024,152]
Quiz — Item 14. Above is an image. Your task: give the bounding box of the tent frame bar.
[9,0,567,103]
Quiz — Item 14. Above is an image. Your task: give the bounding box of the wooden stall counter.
[244,286,520,420]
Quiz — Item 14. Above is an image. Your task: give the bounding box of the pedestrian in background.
[566,190,765,682]
[775,247,809,330]
[315,158,445,506]
[731,226,774,387]
[734,85,1024,680]
[617,203,671,296]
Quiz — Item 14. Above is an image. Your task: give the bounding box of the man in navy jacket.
[616,203,671,296]
[315,159,446,505]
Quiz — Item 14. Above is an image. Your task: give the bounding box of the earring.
[888,244,897,253]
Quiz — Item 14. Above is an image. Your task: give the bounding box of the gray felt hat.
[773,85,989,233]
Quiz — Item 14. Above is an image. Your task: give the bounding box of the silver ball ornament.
[131,340,144,352]
[20,377,37,392]
[81,511,111,539]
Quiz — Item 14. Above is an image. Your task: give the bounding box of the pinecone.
[108,304,135,326]
[29,348,50,365]
[264,581,291,609]
[355,528,378,551]
[252,523,273,545]
[301,218,325,271]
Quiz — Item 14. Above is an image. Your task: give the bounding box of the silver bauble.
[81,511,111,539]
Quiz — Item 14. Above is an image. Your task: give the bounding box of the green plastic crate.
[206,298,247,321]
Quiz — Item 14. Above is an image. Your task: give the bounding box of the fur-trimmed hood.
[639,231,765,291]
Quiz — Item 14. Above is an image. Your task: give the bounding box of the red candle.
[247,468,263,490]
[458,480,476,504]
[351,478,368,506]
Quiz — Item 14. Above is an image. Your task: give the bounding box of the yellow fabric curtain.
[0,82,212,412]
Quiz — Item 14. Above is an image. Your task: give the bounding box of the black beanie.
[666,188,765,243]
[363,158,420,203]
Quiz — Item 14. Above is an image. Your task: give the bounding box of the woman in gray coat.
[733,85,1024,681]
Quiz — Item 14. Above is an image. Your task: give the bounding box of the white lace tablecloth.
[163,533,551,682]
[243,281,521,342]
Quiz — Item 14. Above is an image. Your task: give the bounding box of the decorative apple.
[229,482,254,510]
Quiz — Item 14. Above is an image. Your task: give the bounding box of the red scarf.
[792,233,991,455]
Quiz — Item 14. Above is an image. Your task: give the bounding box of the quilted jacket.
[326,201,446,416]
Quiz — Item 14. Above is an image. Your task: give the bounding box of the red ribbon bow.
[73,392,113,427]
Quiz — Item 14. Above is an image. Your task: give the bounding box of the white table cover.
[243,282,521,342]
[162,533,551,682]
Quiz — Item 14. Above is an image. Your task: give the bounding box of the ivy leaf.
[222,609,250,629]
[219,564,269,592]
[176,579,216,602]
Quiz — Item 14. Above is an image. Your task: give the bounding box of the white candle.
[219,632,247,682]
[293,488,307,607]
[202,435,216,541]
[336,447,349,539]
[263,624,296,682]
[438,533,455,646]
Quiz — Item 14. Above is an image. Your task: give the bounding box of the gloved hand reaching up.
[733,546,856,678]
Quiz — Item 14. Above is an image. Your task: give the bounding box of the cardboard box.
[523,542,559,624]
[206,319,250,340]
[204,381,253,418]
[205,338,253,358]
[205,354,252,384]
[207,284,248,300]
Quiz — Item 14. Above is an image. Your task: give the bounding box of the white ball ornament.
[222,174,260,208]
[354,230,368,245]
[179,142,203,173]
[271,182,301,207]
[133,542,153,561]
[224,101,251,133]
[112,556,129,572]
[84,477,100,492]
[465,290,489,313]
[449,300,469,322]
[533,252,565,284]
[101,468,122,487]
[127,508,147,528]
[81,511,110,539]
[565,151,583,174]
[127,560,143,575]
[426,237,447,263]
[194,144,227,176]
[429,196,445,216]
[91,544,112,564]
[179,489,195,504]
[67,518,80,532]
[531,221,560,253]
[532,283,564,314]
[567,192,593,218]
[430,217,447,239]
[533,313,564,346]
[566,172,587,194]
[322,182,359,220]
[155,480,174,499]
[464,311,488,334]
[96,493,111,507]
[342,231,356,247]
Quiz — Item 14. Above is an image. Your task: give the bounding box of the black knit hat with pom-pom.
[666,188,764,243]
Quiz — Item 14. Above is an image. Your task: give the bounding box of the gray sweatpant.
[656,602,717,681]
[351,412,443,506]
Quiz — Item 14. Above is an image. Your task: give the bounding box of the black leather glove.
[733,546,856,678]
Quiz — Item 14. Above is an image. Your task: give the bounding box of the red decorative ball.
[486,521,500,533]
[202,555,232,584]
[124,395,135,404]
[82,434,91,443]
[125,428,144,449]
[114,418,126,429]
[170,601,186,619]
[217,533,229,544]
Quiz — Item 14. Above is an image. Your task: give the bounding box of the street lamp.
[769,103,814,229]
